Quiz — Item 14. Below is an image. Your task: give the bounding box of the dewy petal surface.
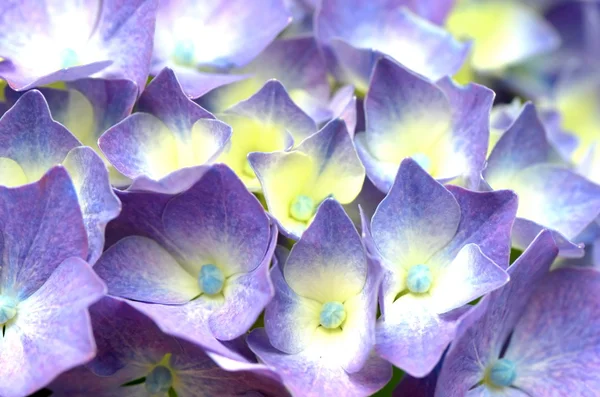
[0,256,105,397]
[435,231,558,397]
[0,90,80,186]
[316,0,468,89]
[504,268,600,395]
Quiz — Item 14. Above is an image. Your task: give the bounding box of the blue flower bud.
[407,264,433,294]
[61,48,79,69]
[198,264,225,295]
[173,40,195,66]
[145,365,173,394]
[488,358,517,387]
[0,296,17,325]
[289,195,315,222]
[320,301,346,329]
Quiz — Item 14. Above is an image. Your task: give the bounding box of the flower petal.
[505,268,600,395]
[435,231,558,396]
[284,198,367,303]
[0,166,87,298]
[163,164,270,276]
[248,328,391,397]
[94,235,199,304]
[0,257,105,397]
[0,90,80,186]
[63,147,121,265]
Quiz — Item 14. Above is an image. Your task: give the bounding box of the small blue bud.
[488,358,517,387]
[0,296,17,325]
[406,264,433,294]
[319,301,346,329]
[289,195,315,222]
[412,153,431,172]
[198,264,225,295]
[61,48,79,69]
[145,365,173,394]
[173,40,195,66]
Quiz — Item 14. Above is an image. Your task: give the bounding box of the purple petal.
[94,235,199,304]
[0,90,80,186]
[429,244,508,314]
[316,1,468,87]
[376,296,467,377]
[248,328,391,396]
[284,198,368,303]
[0,257,105,397]
[199,37,330,122]
[435,231,558,396]
[434,187,518,269]
[0,0,157,92]
[371,158,461,302]
[505,268,600,395]
[63,147,121,265]
[329,85,357,137]
[163,164,271,275]
[0,166,87,298]
[208,222,277,341]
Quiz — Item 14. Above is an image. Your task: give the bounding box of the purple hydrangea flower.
[249,119,365,239]
[437,230,600,396]
[99,68,231,193]
[484,102,600,257]
[95,165,276,361]
[152,0,290,98]
[0,0,157,93]
[50,296,290,396]
[198,36,332,123]
[0,90,120,264]
[315,0,469,92]
[0,167,106,397]
[365,158,515,376]
[215,80,316,191]
[356,57,494,193]
[248,199,392,396]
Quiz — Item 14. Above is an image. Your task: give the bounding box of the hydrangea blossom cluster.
[0,1,598,396]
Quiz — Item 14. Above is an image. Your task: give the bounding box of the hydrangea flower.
[247,199,391,396]
[99,68,231,193]
[198,37,332,123]
[249,119,365,239]
[215,79,316,191]
[0,0,157,92]
[0,166,106,397]
[95,165,276,361]
[5,78,137,185]
[50,296,290,396]
[446,0,559,79]
[315,0,469,93]
[152,0,290,98]
[356,57,494,193]
[0,90,120,264]
[484,102,600,256]
[437,230,600,396]
[365,158,515,376]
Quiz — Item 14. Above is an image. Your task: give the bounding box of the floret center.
[412,153,432,172]
[173,40,196,66]
[319,301,346,329]
[198,264,225,295]
[487,358,517,388]
[0,296,17,325]
[406,264,433,294]
[145,365,173,394]
[289,195,315,222]
[61,48,79,68]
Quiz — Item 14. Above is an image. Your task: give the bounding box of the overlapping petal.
[357,57,493,192]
